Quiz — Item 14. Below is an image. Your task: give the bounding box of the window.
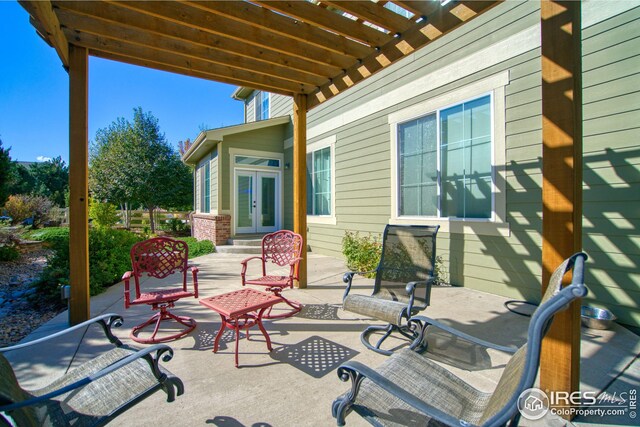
[235,155,280,167]
[202,161,210,213]
[397,94,492,219]
[255,91,270,121]
[307,147,331,216]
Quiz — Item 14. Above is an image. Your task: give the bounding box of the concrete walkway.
[6,252,640,426]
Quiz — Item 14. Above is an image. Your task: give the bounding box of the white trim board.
[307,25,540,140]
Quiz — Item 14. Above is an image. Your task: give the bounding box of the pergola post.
[68,44,90,324]
[540,0,582,418]
[293,94,307,288]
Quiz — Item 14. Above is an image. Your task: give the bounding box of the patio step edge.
[215,245,262,254]
[226,238,262,246]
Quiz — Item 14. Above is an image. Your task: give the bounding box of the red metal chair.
[123,237,199,344]
[240,230,303,319]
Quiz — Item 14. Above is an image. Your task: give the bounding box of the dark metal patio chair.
[241,230,304,319]
[332,252,588,427]
[342,224,440,355]
[0,313,184,427]
[123,237,199,344]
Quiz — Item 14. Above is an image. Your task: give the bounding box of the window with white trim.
[397,94,493,219]
[307,146,331,216]
[255,91,270,121]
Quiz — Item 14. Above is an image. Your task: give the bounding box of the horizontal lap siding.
[270,94,293,119]
[582,5,640,326]
[305,1,545,304]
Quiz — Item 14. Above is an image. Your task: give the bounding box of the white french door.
[235,170,279,234]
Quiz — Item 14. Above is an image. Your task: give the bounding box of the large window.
[255,91,270,121]
[307,146,332,216]
[398,94,492,219]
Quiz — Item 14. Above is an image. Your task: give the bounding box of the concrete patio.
[6,252,639,426]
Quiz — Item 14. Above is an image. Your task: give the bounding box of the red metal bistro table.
[199,288,283,367]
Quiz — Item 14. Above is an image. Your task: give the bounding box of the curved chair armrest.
[288,256,303,266]
[0,344,177,412]
[240,256,264,266]
[405,278,434,314]
[342,270,377,301]
[122,271,133,309]
[0,313,125,353]
[334,360,467,427]
[410,315,518,354]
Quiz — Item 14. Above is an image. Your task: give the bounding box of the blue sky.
[0,1,244,163]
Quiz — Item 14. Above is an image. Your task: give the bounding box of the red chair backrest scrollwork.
[262,231,303,269]
[130,237,189,296]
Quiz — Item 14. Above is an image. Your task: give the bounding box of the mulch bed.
[0,249,65,347]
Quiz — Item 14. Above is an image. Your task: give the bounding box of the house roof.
[182,115,290,165]
[19,0,501,110]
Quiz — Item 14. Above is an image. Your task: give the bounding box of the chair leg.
[262,288,302,319]
[130,306,197,344]
[360,324,396,356]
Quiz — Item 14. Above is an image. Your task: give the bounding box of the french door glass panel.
[237,174,254,228]
[236,171,278,233]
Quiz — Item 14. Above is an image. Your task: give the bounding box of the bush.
[177,237,215,258]
[25,226,69,246]
[0,227,21,261]
[342,231,382,278]
[89,199,120,229]
[3,194,53,227]
[38,228,143,297]
[159,218,190,235]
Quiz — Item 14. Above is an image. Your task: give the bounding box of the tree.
[0,138,11,205]
[30,156,69,207]
[90,107,193,232]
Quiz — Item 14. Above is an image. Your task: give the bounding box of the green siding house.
[183,1,640,327]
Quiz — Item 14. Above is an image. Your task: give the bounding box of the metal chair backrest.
[261,230,303,270]
[130,237,189,298]
[479,252,588,426]
[373,225,439,308]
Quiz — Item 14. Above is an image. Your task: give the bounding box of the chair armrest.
[122,271,132,309]
[0,313,124,353]
[333,360,469,427]
[342,270,377,301]
[410,315,518,354]
[240,256,265,284]
[405,278,434,314]
[288,257,303,266]
[240,256,264,266]
[0,344,177,412]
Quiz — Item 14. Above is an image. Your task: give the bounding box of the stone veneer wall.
[191,214,231,246]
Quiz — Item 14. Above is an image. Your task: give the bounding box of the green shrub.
[89,199,120,229]
[0,227,21,261]
[177,237,215,258]
[159,218,190,235]
[342,231,382,278]
[3,194,53,228]
[38,228,143,297]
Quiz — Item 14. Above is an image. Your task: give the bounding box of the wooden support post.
[540,1,582,418]
[293,94,307,288]
[68,44,90,324]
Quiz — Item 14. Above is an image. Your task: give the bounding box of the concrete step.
[215,245,262,255]
[226,238,262,246]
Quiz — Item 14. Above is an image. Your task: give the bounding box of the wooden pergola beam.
[110,0,355,70]
[55,0,341,79]
[308,0,500,109]
[19,0,69,66]
[322,0,413,34]
[540,0,583,419]
[57,8,325,88]
[184,0,372,60]
[68,44,89,324]
[253,1,393,48]
[64,29,311,95]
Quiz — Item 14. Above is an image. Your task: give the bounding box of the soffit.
[20,0,501,109]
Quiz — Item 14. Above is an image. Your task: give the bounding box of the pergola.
[19,0,583,417]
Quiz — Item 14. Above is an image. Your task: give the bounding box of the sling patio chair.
[240,230,304,319]
[342,224,440,355]
[332,252,588,427]
[123,237,199,344]
[0,313,184,427]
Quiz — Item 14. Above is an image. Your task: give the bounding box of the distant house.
[182,1,640,327]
